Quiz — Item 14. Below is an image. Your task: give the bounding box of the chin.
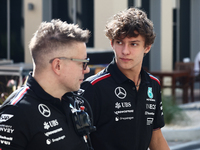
[74,86,80,92]
[119,64,132,70]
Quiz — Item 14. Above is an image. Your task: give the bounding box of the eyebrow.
[115,39,143,43]
[130,40,141,42]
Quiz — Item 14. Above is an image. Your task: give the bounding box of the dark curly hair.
[105,7,156,47]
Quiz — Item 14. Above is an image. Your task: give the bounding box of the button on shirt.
[80,60,165,150]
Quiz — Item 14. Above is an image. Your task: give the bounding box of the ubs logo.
[115,87,127,99]
[115,102,131,109]
[38,104,51,117]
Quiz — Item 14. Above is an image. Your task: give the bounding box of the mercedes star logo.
[38,104,51,117]
[115,87,127,99]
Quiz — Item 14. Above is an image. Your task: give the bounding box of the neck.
[122,69,141,83]
[135,74,141,87]
[33,72,65,100]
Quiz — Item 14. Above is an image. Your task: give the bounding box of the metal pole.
[134,0,141,8]
[73,0,76,24]
[176,0,180,62]
[7,0,10,60]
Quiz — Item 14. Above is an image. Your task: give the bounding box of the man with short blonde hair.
[0,19,91,150]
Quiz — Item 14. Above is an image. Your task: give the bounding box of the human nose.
[83,66,90,74]
[122,44,130,55]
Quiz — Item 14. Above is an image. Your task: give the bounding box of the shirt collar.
[26,73,62,105]
[140,68,151,85]
[107,59,128,84]
[107,58,151,85]
[26,73,75,114]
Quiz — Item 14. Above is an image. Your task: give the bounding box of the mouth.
[120,58,131,62]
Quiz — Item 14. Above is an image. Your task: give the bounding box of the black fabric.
[0,73,88,150]
[80,60,165,150]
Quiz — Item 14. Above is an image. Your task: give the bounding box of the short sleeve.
[153,87,165,130]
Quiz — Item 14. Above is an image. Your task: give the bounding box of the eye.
[131,43,138,46]
[116,41,122,45]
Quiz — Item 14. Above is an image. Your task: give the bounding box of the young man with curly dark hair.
[80,8,170,150]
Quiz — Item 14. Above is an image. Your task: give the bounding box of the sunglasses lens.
[83,62,88,70]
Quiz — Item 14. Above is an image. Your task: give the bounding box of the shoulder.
[143,70,160,86]
[0,87,33,126]
[10,86,31,105]
[83,69,111,86]
[147,73,160,85]
[0,86,38,114]
[80,69,112,97]
[0,86,30,109]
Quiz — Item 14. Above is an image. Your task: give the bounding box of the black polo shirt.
[0,74,88,150]
[80,60,165,150]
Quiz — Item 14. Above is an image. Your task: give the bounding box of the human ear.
[51,58,61,75]
[110,39,113,47]
[144,45,152,54]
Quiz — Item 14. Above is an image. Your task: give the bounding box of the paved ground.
[163,88,200,149]
[169,140,200,150]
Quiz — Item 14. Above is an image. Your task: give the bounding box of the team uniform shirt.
[0,74,88,150]
[80,60,165,150]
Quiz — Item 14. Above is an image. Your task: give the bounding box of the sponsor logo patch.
[38,104,51,117]
[45,128,63,137]
[115,102,131,109]
[115,116,134,121]
[114,109,134,115]
[115,87,127,99]
[46,135,66,145]
[0,114,14,123]
[44,119,59,130]
[0,139,10,145]
[0,135,13,141]
[145,111,155,116]
[147,118,154,125]
[147,87,153,99]
[146,104,156,110]
[146,98,155,102]
[0,125,14,134]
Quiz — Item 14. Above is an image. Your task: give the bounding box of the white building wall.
[24,0,42,63]
[161,0,173,71]
[94,0,127,49]
[191,0,200,61]
[150,0,173,71]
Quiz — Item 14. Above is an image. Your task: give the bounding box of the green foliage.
[162,96,186,124]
